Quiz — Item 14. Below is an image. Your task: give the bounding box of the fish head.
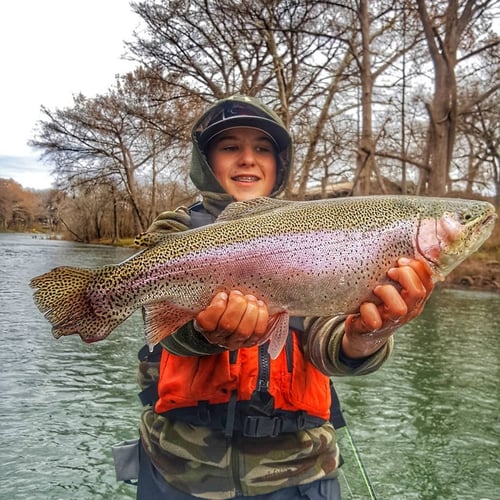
[414,198,497,280]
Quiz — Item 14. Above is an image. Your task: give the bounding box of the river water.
[0,233,498,499]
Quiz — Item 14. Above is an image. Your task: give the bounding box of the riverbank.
[441,255,500,291]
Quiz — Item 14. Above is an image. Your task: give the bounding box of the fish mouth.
[482,213,497,229]
[468,211,497,251]
[467,208,497,246]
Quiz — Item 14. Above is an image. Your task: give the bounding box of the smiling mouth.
[232,175,260,183]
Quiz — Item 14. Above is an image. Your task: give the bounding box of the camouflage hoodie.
[138,95,393,498]
[189,94,293,217]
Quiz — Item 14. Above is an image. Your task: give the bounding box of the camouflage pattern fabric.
[139,409,340,499]
[137,359,160,391]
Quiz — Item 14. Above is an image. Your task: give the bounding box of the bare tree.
[0,179,39,231]
[458,89,500,204]
[415,0,500,195]
[30,69,193,232]
[28,0,500,245]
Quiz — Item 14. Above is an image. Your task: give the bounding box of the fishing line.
[341,423,378,500]
[332,383,377,499]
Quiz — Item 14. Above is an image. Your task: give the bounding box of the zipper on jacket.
[248,344,274,416]
[258,344,270,391]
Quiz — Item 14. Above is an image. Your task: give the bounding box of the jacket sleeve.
[302,316,394,376]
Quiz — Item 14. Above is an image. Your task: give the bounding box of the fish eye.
[459,210,476,224]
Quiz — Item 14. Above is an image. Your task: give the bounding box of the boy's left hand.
[342,258,434,359]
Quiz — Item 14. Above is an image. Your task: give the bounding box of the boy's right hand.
[195,290,269,350]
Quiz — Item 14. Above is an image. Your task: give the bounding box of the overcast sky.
[0,0,139,189]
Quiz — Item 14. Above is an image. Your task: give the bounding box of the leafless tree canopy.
[23,0,499,241]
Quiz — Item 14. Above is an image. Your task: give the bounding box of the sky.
[0,0,139,190]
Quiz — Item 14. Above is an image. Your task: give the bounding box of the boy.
[135,95,433,499]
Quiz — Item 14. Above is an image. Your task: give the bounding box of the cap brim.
[198,116,290,152]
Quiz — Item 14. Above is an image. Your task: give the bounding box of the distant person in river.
[122,95,434,499]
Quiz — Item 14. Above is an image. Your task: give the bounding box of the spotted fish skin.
[30,196,496,358]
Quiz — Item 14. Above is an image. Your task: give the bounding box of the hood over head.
[190,95,293,214]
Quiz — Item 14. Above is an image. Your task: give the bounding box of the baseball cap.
[195,99,290,153]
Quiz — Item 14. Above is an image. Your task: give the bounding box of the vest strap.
[163,404,326,438]
[224,391,238,438]
[243,415,282,438]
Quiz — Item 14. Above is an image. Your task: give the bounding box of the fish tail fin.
[30,266,121,343]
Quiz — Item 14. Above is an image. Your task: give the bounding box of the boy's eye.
[214,141,236,150]
[214,140,274,153]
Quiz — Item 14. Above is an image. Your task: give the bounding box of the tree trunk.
[111,184,120,244]
[416,0,478,196]
[353,0,376,196]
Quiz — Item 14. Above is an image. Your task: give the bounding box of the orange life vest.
[152,204,333,435]
[155,330,332,425]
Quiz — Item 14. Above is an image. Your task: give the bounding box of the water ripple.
[1,234,499,499]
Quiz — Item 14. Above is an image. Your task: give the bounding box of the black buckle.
[243,416,281,437]
[137,343,162,362]
[296,411,306,430]
[138,383,159,407]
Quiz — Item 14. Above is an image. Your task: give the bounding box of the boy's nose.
[238,146,256,165]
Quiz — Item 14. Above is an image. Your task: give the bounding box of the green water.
[0,233,498,499]
[335,287,500,499]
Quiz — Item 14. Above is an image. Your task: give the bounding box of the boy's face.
[207,127,277,201]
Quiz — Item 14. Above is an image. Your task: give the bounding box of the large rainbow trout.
[30,196,496,358]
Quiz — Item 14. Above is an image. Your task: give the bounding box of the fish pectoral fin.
[143,302,195,347]
[264,312,290,360]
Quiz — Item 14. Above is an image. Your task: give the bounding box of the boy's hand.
[195,290,269,350]
[342,258,434,358]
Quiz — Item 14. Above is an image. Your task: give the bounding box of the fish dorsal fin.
[134,231,177,248]
[217,197,293,222]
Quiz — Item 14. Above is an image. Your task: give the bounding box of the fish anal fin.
[264,312,290,360]
[143,302,195,347]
